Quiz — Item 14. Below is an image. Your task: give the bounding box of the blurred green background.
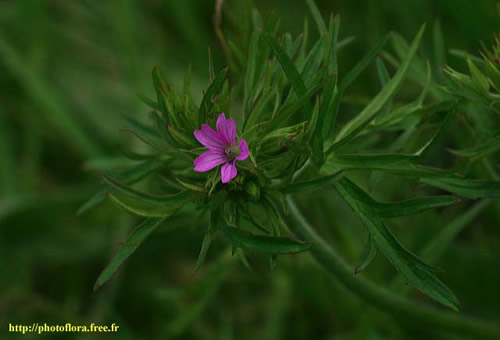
[1,0,499,339]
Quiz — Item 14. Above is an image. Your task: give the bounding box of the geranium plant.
[81,1,500,338]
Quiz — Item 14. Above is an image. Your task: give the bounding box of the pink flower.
[193,113,249,183]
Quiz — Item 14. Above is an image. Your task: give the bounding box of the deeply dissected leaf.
[335,177,460,311]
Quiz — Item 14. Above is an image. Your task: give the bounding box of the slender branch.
[286,196,500,339]
[213,0,230,61]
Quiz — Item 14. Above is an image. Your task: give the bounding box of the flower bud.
[244,181,261,202]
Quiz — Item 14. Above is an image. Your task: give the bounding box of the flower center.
[225,144,240,161]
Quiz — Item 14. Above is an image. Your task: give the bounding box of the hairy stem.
[286,197,500,339]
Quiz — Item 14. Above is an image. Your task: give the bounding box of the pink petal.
[194,124,226,150]
[236,139,249,161]
[194,150,227,172]
[221,161,237,183]
[216,113,236,144]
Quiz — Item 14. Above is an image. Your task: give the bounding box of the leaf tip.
[93,279,102,292]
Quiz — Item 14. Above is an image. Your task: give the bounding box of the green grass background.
[1,0,499,339]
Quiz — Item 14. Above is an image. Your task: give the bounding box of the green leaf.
[422,201,490,262]
[373,99,456,129]
[420,177,500,199]
[317,15,340,143]
[433,19,446,67]
[321,163,459,217]
[193,208,221,273]
[152,66,168,94]
[324,153,416,168]
[338,32,392,95]
[199,67,228,125]
[151,111,183,148]
[323,32,392,140]
[121,128,169,152]
[305,95,320,144]
[77,159,167,215]
[321,153,464,178]
[305,0,327,35]
[76,191,107,216]
[329,25,426,153]
[372,58,393,123]
[448,135,500,159]
[244,31,261,117]
[102,174,192,204]
[223,226,312,254]
[414,106,456,158]
[138,94,160,111]
[355,233,377,274]
[335,178,460,311]
[466,54,489,92]
[172,175,205,192]
[208,48,215,83]
[376,57,391,85]
[166,124,197,149]
[152,67,172,121]
[300,37,327,87]
[228,40,246,69]
[277,170,344,194]
[266,81,323,132]
[108,191,192,217]
[184,64,192,100]
[326,15,341,73]
[371,196,459,217]
[123,115,165,146]
[113,158,169,183]
[94,217,166,291]
[261,29,313,119]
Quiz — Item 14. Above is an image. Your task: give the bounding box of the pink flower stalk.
[193,113,249,183]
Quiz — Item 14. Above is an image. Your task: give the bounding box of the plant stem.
[286,197,500,339]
